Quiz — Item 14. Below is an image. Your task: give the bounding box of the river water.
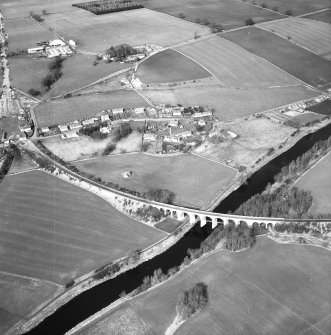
[25,123,331,335]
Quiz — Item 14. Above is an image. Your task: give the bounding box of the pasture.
[296,152,331,214]
[195,118,294,167]
[82,238,331,335]
[303,9,331,24]
[221,27,331,90]
[6,18,58,53]
[34,90,148,127]
[285,112,325,128]
[176,36,299,88]
[143,84,318,121]
[47,54,130,97]
[258,18,331,59]
[41,8,210,53]
[141,0,282,29]
[73,153,236,208]
[135,49,211,84]
[0,273,60,334]
[0,0,75,19]
[0,171,165,284]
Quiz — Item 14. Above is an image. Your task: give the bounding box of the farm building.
[49,39,66,47]
[28,46,44,54]
[144,133,156,141]
[134,107,145,114]
[193,111,213,118]
[61,130,78,139]
[100,114,110,122]
[168,120,179,128]
[69,122,83,131]
[82,119,95,127]
[112,108,124,115]
[41,127,50,134]
[173,110,182,117]
[58,124,68,132]
[198,119,206,127]
[100,127,111,134]
[69,40,77,48]
[126,54,145,62]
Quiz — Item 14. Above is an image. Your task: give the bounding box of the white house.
[61,130,78,139]
[41,127,50,134]
[100,127,111,134]
[69,40,76,48]
[172,111,182,117]
[82,119,95,127]
[112,108,124,115]
[168,120,179,128]
[100,114,110,122]
[69,122,82,130]
[58,124,68,132]
[49,39,66,47]
[134,107,145,114]
[143,133,156,141]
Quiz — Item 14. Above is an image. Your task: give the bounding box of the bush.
[285,9,293,15]
[27,88,41,96]
[64,279,75,289]
[103,143,116,155]
[178,13,185,19]
[245,18,255,25]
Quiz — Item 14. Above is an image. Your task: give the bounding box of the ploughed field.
[0,170,165,284]
[175,36,300,88]
[82,237,331,335]
[221,27,331,90]
[258,18,331,59]
[143,84,318,121]
[303,9,331,24]
[34,90,148,127]
[140,0,282,29]
[73,153,237,208]
[135,48,211,84]
[41,8,210,53]
[296,152,331,214]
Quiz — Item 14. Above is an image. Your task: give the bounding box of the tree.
[178,13,185,19]
[245,18,255,25]
[261,3,267,8]
[202,18,210,26]
[194,31,199,39]
[42,9,48,15]
[195,18,201,24]
[27,88,41,96]
[285,9,293,15]
[272,6,278,11]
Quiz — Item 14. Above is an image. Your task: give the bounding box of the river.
[24,123,331,335]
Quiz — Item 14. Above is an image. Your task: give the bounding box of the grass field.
[82,237,331,335]
[136,49,211,84]
[9,55,49,93]
[285,112,325,128]
[221,27,331,90]
[0,0,75,19]
[34,90,148,127]
[47,54,130,97]
[296,152,331,214]
[307,99,331,116]
[176,36,300,88]
[0,273,60,334]
[258,18,331,59]
[143,84,318,121]
[303,10,331,24]
[74,153,236,208]
[141,0,282,29]
[246,0,331,16]
[8,151,37,175]
[0,170,165,284]
[6,18,58,53]
[195,118,294,167]
[41,8,210,53]
[154,218,182,233]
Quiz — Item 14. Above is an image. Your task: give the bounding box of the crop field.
[91,237,331,335]
[195,118,294,167]
[221,27,331,90]
[47,54,130,97]
[9,55,49,93]
[296,152,331,214]
[41,8,210,53]
[245,0,331,16]
[6,18,58,53]
[0,273,60,334]
[303,10,331,24]
[34,90,148,127]
[74,153,236,208]
[307,99,331,116]
[136,49,211,84]
[176,36,299,88]
[0,171,165,284]
[285,112,325,128]
[258,18,331,59]
[0,0,76,19]
[141,0,282,29]
[143,84,318,121]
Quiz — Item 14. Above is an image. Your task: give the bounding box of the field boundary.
[299,8,331,18]
[234,0,287,17]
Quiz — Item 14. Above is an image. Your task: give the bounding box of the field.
[8,151,37,174]
[296,152,331,214]
[175,36,300,88]
[41,8,210,53]
[195,118,294,167]
[9,55,49,93]
[143,84,318,121]
[0,273,60,334]
[0,171,165,284]
[135,49,211,84]
[304,10,331,24]
[221,27,331,90]
[47,54,130,97]
[141,0,282,29]
[285,112,325,128]
[73,153,237,208]
[154,218,182,233]
[258,18,331,59]
[307,99,331,116]
[34,90,148,127]
[6,18,58,53]
[80,237,331,335]
[245,0,331,16]
[0,0,76,19]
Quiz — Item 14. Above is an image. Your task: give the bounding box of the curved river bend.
[25,124,331,335]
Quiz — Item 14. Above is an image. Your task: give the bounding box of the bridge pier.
[177,211,185,221]
[211,217,217,229]
[200,216,207,227]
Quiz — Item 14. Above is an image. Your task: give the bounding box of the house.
[28,47,44,54]
[168,120,179,128]
[82,119,95,127]
[198,119,206,127]
[112,108,124,115]
[61,130,78,139]
[180,131,192,138]
[143,133,156,141]
[20,125,32,133]
[41,127,50,134]
[49,39,66,47]
[100,127,111,134]
[227,131,238,139]
[163,135,180,143]
[146,107,157,116]
[69,122,82,131]
[69,40,76,48]
[193,111,213,118]
[172,111,182,117]
[134,107,145,114]
[58,124,68,132]
[100,114,110,122]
